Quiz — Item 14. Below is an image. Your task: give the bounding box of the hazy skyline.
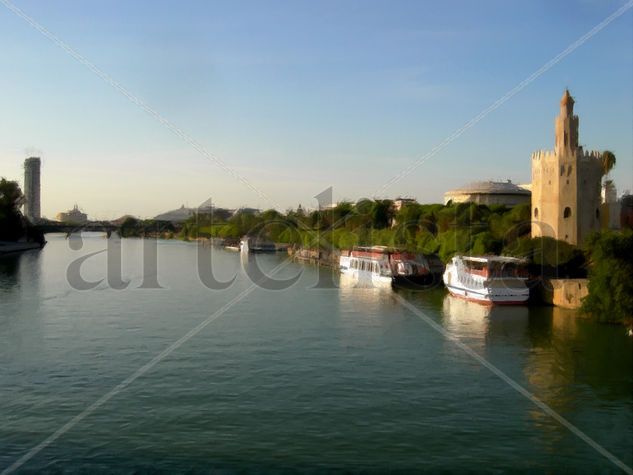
[1,0,632,220]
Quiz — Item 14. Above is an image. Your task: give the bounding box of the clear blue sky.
[1,0,631,219]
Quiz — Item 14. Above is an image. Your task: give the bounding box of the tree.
[0,178,26,241]
[119,217,140,238]
[373,200,395,229]
[600,150,616,178]
[582,231,633,323]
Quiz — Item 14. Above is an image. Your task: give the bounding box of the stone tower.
[23,157,41,222]
[531,90,602,245]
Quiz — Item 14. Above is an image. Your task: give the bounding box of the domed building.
[444,180,531,207]
[56,204,88,224]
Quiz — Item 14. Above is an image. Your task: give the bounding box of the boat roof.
[457,255,527,264]
[353,245,400,253]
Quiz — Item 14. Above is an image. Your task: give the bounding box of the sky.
[1,0,632,220]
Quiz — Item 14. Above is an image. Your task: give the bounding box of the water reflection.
[0,251,43,292]
[525,306,633,402]
[0,255,21,290]
[338,273,395,308]
[441,294,530,347]
[336,274,406,347]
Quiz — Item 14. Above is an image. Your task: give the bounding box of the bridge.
[36,221,119,236]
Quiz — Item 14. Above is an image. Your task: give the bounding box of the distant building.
[393,197,417,212]
[531,90,602,246]
[390,197,418,227]
[600,181,621,230]
[56,205,88,224]
[444,180,530,207]
[233,207,260,215]
[153,205,194,223]
[620,193,633,229]
[23,157,41,222]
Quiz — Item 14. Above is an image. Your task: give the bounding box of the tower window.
[534,208,539,218]
[567,165,572,176]
[564,207,572,218]
[560,165,564,176]
[596,209,600,219]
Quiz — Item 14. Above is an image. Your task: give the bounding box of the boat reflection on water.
[442,294,529,346]
[338,271,394,301]
[337,272,402,320]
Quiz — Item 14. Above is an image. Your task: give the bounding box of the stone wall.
[540,278,589,309]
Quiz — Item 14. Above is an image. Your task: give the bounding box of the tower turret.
[555,89,579,155]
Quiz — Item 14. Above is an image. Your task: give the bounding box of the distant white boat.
[239,236,277,254]
[443,255,530,305]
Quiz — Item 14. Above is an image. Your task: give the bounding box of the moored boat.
[442,255,529,305]
[339,246,440,288]
[240,236,277,253]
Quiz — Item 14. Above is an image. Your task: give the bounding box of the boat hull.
[445,284,529,305]
[392,274,437,288]
[339,269,393,288]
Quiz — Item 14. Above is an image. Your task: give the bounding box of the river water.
[1,234,631,473]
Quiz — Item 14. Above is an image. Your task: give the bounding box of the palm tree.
[601,150,616,178]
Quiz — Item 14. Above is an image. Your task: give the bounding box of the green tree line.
[179,200,585,271]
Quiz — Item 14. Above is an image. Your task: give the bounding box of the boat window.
[464,260,488,277]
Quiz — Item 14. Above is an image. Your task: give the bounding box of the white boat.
[339,246,438,288]
[240,236,277,254]
[442,255,530,305]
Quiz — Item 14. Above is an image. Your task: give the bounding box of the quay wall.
[287,247,341,267]
[539,278,589,309]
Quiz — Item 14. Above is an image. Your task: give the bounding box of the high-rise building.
[531,90,603,245]
[23,157,41,222]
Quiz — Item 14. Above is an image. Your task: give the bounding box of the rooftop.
[446,180,531,196]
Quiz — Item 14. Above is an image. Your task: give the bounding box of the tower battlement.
[531,150,557,161]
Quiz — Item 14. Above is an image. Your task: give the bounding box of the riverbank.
[0,240,44,256]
